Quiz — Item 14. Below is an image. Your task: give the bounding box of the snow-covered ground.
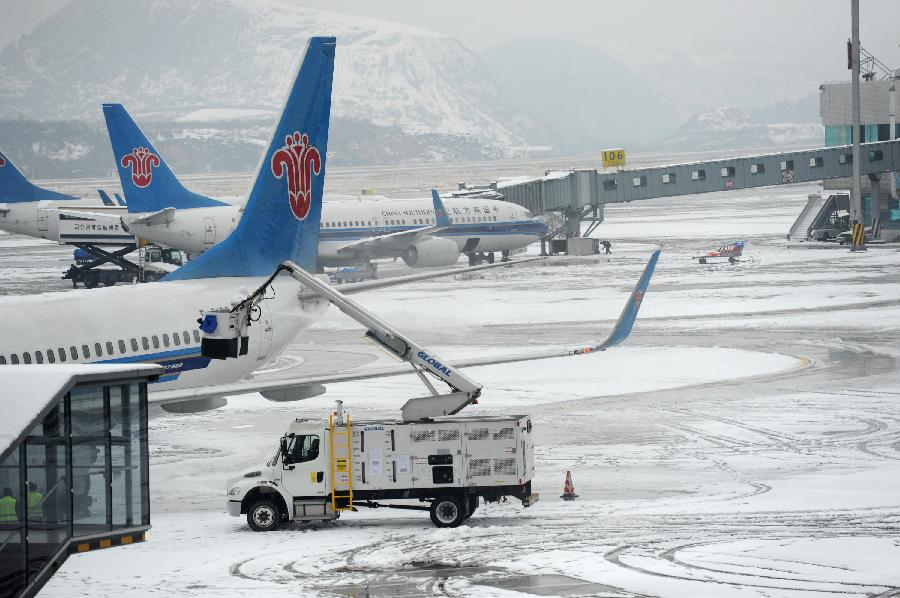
[3,178,900,596]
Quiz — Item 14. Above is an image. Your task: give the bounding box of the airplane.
[0,36,660,413]
[100,103,546,267]
[97,189,127,207]
[694,240,745,264]
[0,148,80,239]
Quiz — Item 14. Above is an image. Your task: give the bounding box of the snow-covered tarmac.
[4,179,900,596]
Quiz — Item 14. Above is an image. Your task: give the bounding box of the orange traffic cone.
[560,470,578,501]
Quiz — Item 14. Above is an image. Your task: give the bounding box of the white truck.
[227,407,536,529]
[214,252,659,529]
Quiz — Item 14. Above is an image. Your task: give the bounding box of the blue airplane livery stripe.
[319,220,547,242]
[98,346,211,383]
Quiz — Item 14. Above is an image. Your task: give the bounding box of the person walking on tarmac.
[0,487,18,527]
[602,240,612,255]
[27,482,43,523]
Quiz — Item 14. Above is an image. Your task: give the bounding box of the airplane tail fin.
[166,36,336,280]
[102,103,225,213]
[98,189,115,206]
[113,193,127,206]
[0,148,77,203]
[596,249,661,350]
[431,189,451,227]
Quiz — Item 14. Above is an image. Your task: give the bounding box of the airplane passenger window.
[142,337,149,350]
[0,356,5,365]
[23,352,32,364]
[58,348,66,362]
[82,345,90,359]
[95,343,103,357]
[152,336,160,349]
[182,331,190,345]
[131,338,139,352]
[70,347,78,360]
[107,341,114,354]
[46,350,55,364]
[173,333,181,346]
[10,354,18,365]
[163,334,170,348]
[118,340,126,353]
[35,351,43,364]
[192,330,201,343]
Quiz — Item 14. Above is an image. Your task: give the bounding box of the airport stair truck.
[209,254,658,529]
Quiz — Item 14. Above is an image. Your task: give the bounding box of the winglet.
[592,249,660,351]
[431,189,450,228]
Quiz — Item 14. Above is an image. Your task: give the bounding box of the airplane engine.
[402,237,460,268]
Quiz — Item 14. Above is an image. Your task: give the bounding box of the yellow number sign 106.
[602,149,626,168]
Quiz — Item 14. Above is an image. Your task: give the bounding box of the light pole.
[850,0,862,225]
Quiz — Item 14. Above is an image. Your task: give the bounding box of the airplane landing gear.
[466,252,496,266]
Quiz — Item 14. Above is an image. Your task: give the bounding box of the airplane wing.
[149,250,660,405]
[335,189,451,257]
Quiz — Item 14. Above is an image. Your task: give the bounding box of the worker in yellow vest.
[0,487,18,525]
[27,482,43,523]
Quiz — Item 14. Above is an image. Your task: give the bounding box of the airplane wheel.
[728,256,737,264]
[487,253,495,264]
[699,258,707,264]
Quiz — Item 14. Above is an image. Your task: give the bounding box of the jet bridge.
[457,140,900,238]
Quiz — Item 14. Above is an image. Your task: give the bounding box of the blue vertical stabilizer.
[165,36,336,280]
[0,149,77,203]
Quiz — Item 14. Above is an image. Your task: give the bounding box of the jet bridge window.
[780,160,795,171]
[632,176,647,188]
[603,179,618,190]
[692,169,706,181]
[868,150,884,161]
[809,156,824,168]
[750,163,765,174]
[662,173,676,184]
[720,166,735,177]
[839,153,852,164]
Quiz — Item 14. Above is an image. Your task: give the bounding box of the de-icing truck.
[214,253,658,529]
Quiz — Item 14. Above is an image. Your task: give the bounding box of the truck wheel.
[247,499,281,532]
[430,495,465,528]
[83,272,98,288]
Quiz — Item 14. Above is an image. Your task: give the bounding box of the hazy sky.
[2,0,898,109]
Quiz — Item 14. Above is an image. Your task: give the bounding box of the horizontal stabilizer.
[127,207,176,227]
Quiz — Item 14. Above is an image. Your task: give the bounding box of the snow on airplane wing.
[148,250,660,405]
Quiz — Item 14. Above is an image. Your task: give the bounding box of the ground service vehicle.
[216,253,658,529]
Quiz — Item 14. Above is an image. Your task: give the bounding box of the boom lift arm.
[199,262,483,421]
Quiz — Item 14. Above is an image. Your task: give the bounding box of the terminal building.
[0,364,159,598]
[820,74,900,229]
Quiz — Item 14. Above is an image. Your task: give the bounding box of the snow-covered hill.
[660,106,822,151]
[0,0,546,152]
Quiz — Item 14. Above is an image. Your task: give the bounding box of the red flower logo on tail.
[270,132,321,220]
[0,154,6,167]
[120,147,160,188]
[632,291,645,310]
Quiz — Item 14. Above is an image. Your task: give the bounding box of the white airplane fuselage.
[0,275,326,395]
[0,201,126,240]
